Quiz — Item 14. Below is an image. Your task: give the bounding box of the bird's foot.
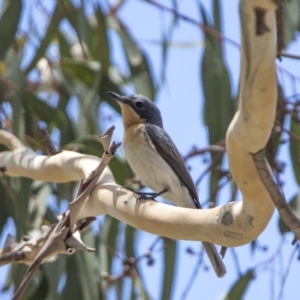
[121,186,168,202]
[136,188,168,203]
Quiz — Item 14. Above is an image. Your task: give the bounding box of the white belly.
[124,125,195,208]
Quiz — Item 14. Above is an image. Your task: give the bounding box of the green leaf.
[29,183,51,229]
[200,4,235,203]
[60,57,101,87]
[59,1,89,48]
[283,0,300,47]
[132,272,151,300]
[28,267,49,300]
[160,239,177,300]
[213,0,221,34]
[43,256,66,299]
[92,4,110,72]
[11,92,26,143]
[57,31,72,58]
[15,87,67,131]
[4,48,25,86]
[98,216,121,275]
[124,225,136,259]
[79,230,100,299]
[224,270,255,300]
[109,17,155,100]
[278,191,300,234]
[289,116,300,185]
[61,256,85,300]
[98,73,123,114]
[25,4,64,73]
[0,0,22,60]
[63,230,100,300]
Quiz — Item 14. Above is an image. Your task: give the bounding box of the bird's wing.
[145,124,201,208]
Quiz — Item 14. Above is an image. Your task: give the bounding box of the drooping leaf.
[61,256,85,300]
[124,225,136,259]
[265,84,286,164]
[92,4,110,72]
[43,256,67,299]
[289,115,300,185]
[0,0,22,60]
[59,1,89,49]
[200,2,235,203]
[25,3,64,73]
[15,87,67,131]
[109,17,155,100]
[57,30,73,59]
[224,270,255,300]
[60,58,101,88]
[283,0,300,47]
[160,239,177,300]
[28,267,49,300]
[278,191,300,234]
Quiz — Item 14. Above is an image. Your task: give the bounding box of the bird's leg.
[136,188,168,202]
[122,186,168,199]
[121,186,168,201]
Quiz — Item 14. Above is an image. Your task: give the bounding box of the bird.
[108,91,226,277]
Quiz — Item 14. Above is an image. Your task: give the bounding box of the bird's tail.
[202,242,226,278]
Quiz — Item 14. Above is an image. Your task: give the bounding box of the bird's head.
[108,92,163,128]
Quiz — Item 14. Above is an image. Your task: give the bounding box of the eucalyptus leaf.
[289,116,300,185]
[283,0,300,47]
[224,270,255,300]
[160,239,177,300]
[0,0,22,60]
[200,2,235,203]
[278,191,300,234]
[25,4,63,73]
[109,17,155,100]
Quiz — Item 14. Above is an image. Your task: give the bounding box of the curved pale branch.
[0,0,281,269]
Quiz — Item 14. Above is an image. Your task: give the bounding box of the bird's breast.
[123,124,195,208]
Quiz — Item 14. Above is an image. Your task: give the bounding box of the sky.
[109,1,300,299]
[1,0,300,299]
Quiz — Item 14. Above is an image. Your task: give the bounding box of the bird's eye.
[134,101,144,109]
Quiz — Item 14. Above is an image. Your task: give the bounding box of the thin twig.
[275,119,300,144]
[145,0,239,48]
[195,151,223,187]
[280,52,300,60]
[277,245,298,300]
[180,248,204,300]
[251,150,300,240]
[40,128,60,155]
[276,0,285,59]
[230,247,242,276]
[184,144,226,161]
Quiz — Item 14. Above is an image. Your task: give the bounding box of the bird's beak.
[107,92,127,104]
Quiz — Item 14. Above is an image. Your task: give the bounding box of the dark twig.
[280,52,300,60]
[275,120,300,144]
[230,247,242,276]
[276,0,285,59]
[180,248,204,300]
[220,246,227,259]
[40,128,60,155]
[195,151,224,187]
[183,144,226,161]
[145,0,239,48]
[277,245,298,300]
[251,150,300,240]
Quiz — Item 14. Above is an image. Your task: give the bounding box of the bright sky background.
[1,0,300,299]
[108,1,300,299]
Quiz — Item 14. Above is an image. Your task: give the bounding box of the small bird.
[108,91,226,277]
